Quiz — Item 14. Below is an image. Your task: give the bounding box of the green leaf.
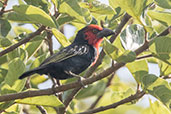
[149,36,171,65]
[142,100,171,114]
[154,0,171,9]
[13,5,56,28]
[0,68,8,83]
[57,14,75,26]
[114,0,150,19]
[144,74,171,109]
[0,101,14,112]
[7,12,33,23]
[30,53,47,69]
[140,74,158,89]
[0,55,8,65]
[76,80,106,99]
[4,58,25,86]
[147,10,171,26]
[14,26,32,36]
[0,38,12,47]
[16,95,64,107]
[127,60,148,82]
[116,50,136,63]
[159,61,171,76]
[0,2,3,7]
[7,48,20,60]
[25,37,44,59]
[52,28,71,47]
[59,0,92,23]
[4,104,20,114]
[80,0,115,15]
[24,0,50,13]
[103,38,120,60]
[120,24,145,51]
[0,19,11,37]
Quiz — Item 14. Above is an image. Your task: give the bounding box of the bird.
[19,24,114,80]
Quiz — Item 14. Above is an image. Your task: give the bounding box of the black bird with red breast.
[19,24,114,80]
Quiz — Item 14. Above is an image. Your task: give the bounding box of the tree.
[0,0,170,114]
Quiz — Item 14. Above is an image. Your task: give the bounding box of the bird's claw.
[78,77,88,88]
[65,71,87,88]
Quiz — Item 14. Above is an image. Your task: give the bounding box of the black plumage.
[19,25,114,80]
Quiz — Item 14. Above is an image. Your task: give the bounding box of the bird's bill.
[97,28,114,38]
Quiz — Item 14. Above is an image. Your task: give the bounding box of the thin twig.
[0,0,8,17]
[0,26,46,57]
[161,75,171,79]
[89,72,115,109]
[36,106,48,114]
[136,54,153,60]
[77,91,145,114]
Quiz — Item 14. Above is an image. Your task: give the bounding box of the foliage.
[0,0,170,114]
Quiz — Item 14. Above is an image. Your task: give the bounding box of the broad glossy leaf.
[149,36,171,65]
[4,104,20,114]
[7,48,20,60]
[103,38,120,60]
[0,19,11,37]
[14,26,32,36]
[0,68,8,83]
[52,28,71,47]
[114,0,150,18]
[127,60,148,82]
[143,74,171,109]
[7,48,27,61]
[159,61,171,76]
[59,0,91,23]
[30,53,47,69]
[154,0,171,9]
[0,55,8,65]
[7,12,33,23]
[13,5,56,28]
[0,38,12,47]
[147,10,171,26]
[120,24,145,51]
[24,0,50,13]
[142,100,171,114]
[16,95,64,107]
[80,0,115,15]
[57,14,75,25]
[4,58,25,86]
[25,37,44,59]
[116,50,136,63]
[75,80,106,99]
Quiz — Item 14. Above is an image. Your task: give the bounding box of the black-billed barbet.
[19,24,114,80]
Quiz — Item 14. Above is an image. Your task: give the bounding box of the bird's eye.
[92,29,99,34]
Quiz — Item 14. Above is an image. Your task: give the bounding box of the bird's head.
[74,24,114,49]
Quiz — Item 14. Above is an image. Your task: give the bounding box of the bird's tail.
[19,68,42,79]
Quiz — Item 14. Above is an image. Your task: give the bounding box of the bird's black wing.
[40,44,89,66]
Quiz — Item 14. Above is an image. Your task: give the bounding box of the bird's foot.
[50,77,59,95]
[77,76,88,88]
[65,71,87,88]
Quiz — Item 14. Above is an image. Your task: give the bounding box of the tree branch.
[0,21,169,108]
[0,26,46,56]
[36,106,48,114]
[77,91,145,114]
[0,62,125,102]
[0,0,8,17]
